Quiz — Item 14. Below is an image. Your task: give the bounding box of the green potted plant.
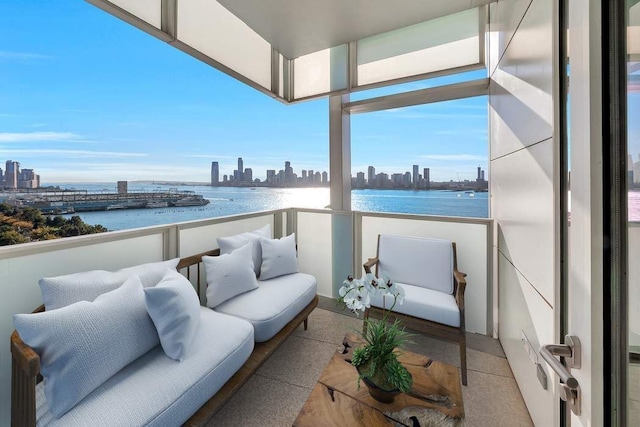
[338,274,412,403]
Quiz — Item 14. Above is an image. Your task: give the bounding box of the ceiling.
[217,0,494,59]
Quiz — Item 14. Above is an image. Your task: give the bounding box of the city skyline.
[0,2,490,185]
[0,160,40,190]
[209,157,486,189]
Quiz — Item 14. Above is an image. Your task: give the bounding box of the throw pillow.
[144,269,201,361]
[217,224,271,276]
[259,233,299,281]
[204,243,258,308]
[39,258,180,310]
[14,275,160,418]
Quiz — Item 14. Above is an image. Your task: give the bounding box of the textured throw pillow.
[217,224,271,276]
[204,243,259,308]
[259,233,299,281]
[39,258,180,310]
[144,269,201,361]
[14,275,160,418]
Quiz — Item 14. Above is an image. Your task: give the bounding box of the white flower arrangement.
[338,273,405,315]
[337,273,412,395]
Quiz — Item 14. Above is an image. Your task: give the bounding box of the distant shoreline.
[117,181,488,192]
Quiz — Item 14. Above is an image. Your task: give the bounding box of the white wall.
[489,0,558,425]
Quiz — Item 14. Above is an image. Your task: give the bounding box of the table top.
[293,333,465,427]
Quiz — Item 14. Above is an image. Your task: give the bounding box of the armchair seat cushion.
[214,272,317,342]
[370,283,460,328]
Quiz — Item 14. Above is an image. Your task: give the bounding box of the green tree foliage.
[0,205,108,246]
[0,229,28,246]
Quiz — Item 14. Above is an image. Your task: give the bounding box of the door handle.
[540,335,581,416]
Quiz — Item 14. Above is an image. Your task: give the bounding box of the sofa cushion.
[34,307,254,427]
[39,258,180,310]
[144,269,201,361]
[217,224,271,276]
[214,272,316,342]
[377,235,454,294]
[370,283,460,327]
[15,275,160,418]
[204,243,259,308]
[259,233,299,280]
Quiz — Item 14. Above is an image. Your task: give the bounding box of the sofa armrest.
[363,257,379,274]
[453,270,467,311]
[11,331,40,378]
[11,328,40,427]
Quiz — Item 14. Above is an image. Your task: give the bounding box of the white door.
[561,0,604,425]
[559,0,637,425]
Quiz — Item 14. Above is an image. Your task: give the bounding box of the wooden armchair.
[363,234,468,385]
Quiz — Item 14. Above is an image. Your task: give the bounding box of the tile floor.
[208,305,534,426]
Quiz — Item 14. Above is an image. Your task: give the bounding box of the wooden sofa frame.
[362,237,468,386]
[11,249,318,427]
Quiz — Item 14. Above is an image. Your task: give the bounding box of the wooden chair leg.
[303,318,308,331]
[459,332,467,386]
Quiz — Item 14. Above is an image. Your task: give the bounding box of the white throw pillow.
[204,243,259,308]
[217,224,271,276]
[259,233,299,280]
[144,269,201,361]
[39,258,180,310]
[14,275,159,418]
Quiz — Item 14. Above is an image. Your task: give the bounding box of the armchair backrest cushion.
[377,234,454,294]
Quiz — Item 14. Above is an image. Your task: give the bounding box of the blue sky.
[0,1,488,183]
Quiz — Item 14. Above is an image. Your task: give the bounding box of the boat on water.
[172,195,210,207]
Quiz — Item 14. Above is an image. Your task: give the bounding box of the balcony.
[0,208,534,425]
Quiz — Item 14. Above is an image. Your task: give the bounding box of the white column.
[329,94,351,210]
[329,94,353,296]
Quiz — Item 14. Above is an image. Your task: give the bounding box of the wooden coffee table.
[294,334,464,426]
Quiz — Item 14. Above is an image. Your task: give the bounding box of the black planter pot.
[360,375,401,404]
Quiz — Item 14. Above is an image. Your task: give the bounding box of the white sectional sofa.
[11,226,318,427]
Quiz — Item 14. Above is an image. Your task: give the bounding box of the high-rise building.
[0,167,3,186]
[403,172,411,187]
[412,165,419,188]
[356,172,365,188]
[284,161,293,185]
[477,166,482,181]
[237,158,244,182]
[18,169,39,189]
[117,181,128,194]
[244,168,253,182]
[322,171,328,184]
[266,169,276,185]
[4,160,19,189]
[367,166,375,187]
[377,172,389,188]
[423,167,430,188]
[211,162,219,185]
[223,175,228,182]
[302,170,307,180]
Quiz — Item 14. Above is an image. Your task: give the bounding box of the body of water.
[38,183,489,231]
